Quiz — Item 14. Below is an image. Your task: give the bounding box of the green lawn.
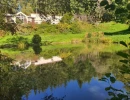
[0,21,130,45]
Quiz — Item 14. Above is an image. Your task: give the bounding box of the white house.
[44,15,62,24]
[29,13,43,24]
[16,12,28,23]
[51,16,62,24]
[5,12,62,24]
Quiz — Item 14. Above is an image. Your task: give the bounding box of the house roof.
[16,12,28,17]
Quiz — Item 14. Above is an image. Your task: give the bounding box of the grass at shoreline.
[0,22,130,45]
[0,42,127,58]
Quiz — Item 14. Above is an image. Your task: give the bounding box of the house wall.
[5,12,62,24]
[30,14,43,24]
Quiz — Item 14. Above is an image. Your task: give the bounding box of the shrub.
[33,45,42,54]
[6,36,29,50]
[17,42,26,50]
[87,33,92,38]
[83,32,109,43]
[17,23,38,35]
[32,34,41,44]
[99,37,112,43]
[37,23,58,34]
[69,22,82,34]
[0,30,5,37]
[57,23,70,34]
[60,13,73,24]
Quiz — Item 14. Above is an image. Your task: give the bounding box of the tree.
[100,0,130,23]
[32,34,41,44]
[0,0,18,34]
[32,34,42,54]
[36,0,99,23]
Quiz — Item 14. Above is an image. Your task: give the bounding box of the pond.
[0,43,130,100]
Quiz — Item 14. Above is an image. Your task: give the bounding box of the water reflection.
[99,73,129,100]
[33,44,42,55]
[0,47,130,100]
[22,78,126,100]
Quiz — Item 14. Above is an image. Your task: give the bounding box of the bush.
[60,13,73,24]
[57,23,70,34]
[32,34,41,44]
[1,36,29,50]
[7,36,29,44]
[36,23,58,34]
[0,30,5,37]
[17,23,38,35]
[33,45,42,54]
[99,37,112,43]
[69,22,82,34]
[17,42,27,50]
[82,32,110,43]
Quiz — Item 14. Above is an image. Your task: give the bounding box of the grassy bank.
[0,21,130,47]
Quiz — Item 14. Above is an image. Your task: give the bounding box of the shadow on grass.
[104,28,130,35]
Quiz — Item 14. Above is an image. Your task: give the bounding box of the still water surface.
[22,79,125,100]
[1,44,129,100]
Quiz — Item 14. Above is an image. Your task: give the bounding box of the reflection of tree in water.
[0,52,97,100]
[1,47,125,100]
[99,73,130,100]
[42,94,66,100]
[74,55,96,87]
[116,42,130,99]
[99,41,130,100]
[32,34,42,54]
[33,44,42,54]
[0,52,13,65]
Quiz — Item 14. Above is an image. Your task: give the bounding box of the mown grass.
[0,33,85,44]
[98,22,129,33]
[107,35,130,43]
[0,21,130,48]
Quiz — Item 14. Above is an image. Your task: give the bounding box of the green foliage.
[99,73,129,100]
[0,52,13,65]
[57,23,71,34]
[0,0,18,34]
[116,41,130,74]
[115,8,128,15]
[32,34,41,44]
[0,30,5,37]
[100,0,109,6]
[69,22,82,34]
[102,13,113,22]
[33,45,42,54]
[32,34,42,54]
[115,0,122,4]
[17,42,27,50]
[36,23,58,34]
[100,0,130,23]
[120,41,128,47]
[3,23,18,35]
[87,33,92,38]
[36,20,84,34]
[5,36,29,50]
[60,13,73,24]
[8,36,29,44]
[127,3,130,10]
[117,51,129,59]
[36,0,98,15]
[83,31,111,43]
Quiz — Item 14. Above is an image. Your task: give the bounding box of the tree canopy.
[100,0,130,23]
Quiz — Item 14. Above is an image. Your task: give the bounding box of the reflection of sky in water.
[22,77,125,100]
